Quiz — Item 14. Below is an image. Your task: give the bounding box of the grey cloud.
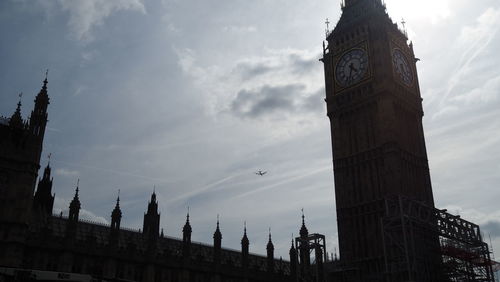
[289,53,320,74]
[483,221,500,238]
[302,88,326,113]
[230,84,324,119]
[231,84,300,118]
[234,62,274,81]
[233,52,320,81]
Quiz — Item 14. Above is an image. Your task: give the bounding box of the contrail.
[52,159,175,184]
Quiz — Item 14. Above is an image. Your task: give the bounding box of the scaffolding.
[296,233,327,282]
[381,196,495,282]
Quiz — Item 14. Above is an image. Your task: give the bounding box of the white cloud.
[438,7,500,109]
[386,0,452,24]
[55,0,146,42]
[53,196,108,224]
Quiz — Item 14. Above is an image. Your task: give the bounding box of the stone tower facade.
[0,78,49,267]
[322,0,440,280]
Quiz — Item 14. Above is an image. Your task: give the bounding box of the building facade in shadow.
[0,79,328,282]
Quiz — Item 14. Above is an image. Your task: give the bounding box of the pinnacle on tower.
[241,221,249,245]
[9,93,23,127]
[267,228,274,251]
[111,190,122,229]
[183,210,192,238]
[143,190,160,242]
[29,74,50,137]
[213,215,223,264]
[69,179,81,222]
[214,215,222,240]
[300,209,309,238]
[267,228,275,272]
[33,156,55,217]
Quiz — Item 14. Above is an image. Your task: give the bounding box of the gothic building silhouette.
[0,0,497,282]
[0,79,306,282]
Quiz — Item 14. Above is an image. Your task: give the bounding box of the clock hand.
[349,62,358,75]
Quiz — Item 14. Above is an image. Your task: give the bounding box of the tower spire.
[33,156,55,217]
[267,227,275,272]
[213,214,222,264]
[241,221,249,268]
[182,208,192,259]
[9,93,23,127]
[300,209,308,238]
[110,189,122,243]
[143,190,160,243]
[29,75,50,137]
[68,179,81,222]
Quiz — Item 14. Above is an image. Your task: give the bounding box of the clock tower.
[322,0,441,280]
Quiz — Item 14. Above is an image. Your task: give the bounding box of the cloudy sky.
[1,0,500,261]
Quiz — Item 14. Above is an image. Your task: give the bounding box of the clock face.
[335,48,369,88]
[392,49,413,86]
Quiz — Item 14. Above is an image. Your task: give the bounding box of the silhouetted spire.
[267,228,275,272]
[213,215,222,264]
[290,237,297,255]
[111,190,122,230]
[289,237,298,280]
[183,210,192,243]
[143,190,160,243]
[241,222,249,268]
[242,222,249,246]
[30,74,50,137]
[33,157,55,217]
[9,94,23,128]
[182,210,192,259]
[300,209,309,238]
[44,153,52,178]
[68,179,81,222]
[267,228,274,251]
[214,215,222,242]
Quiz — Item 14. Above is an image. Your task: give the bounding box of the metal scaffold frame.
[381,196,495,282]
[296,233,328,282]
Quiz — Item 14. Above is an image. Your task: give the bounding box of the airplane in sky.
[255,171,267,176]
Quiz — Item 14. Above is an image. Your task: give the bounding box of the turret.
[33,160,55,217]
[66,180,81,238]
[299,212,311,269]
[29,75,49,138]
[213,216,222,264]
[266,229,275,273]
[289,239,298,282]
[182,211,192,258]
[68,181,81,222]
[143,190,160,243]
[110,192,122,244]
[9,98,24,128]
[241,223,249,268]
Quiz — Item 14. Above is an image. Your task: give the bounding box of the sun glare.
[385,0,451,24]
